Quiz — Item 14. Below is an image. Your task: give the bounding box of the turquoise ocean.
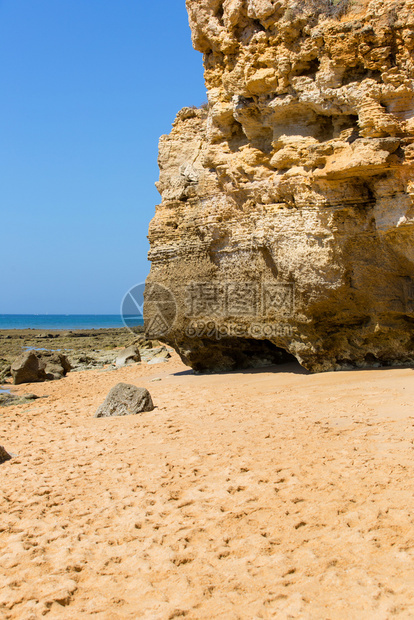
[0,315,144,330]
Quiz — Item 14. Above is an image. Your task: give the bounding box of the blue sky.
[0,0,206,313]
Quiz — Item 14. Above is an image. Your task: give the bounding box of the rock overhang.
[145,0,414,372]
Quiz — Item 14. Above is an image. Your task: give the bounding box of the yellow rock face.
[146,0,414,372]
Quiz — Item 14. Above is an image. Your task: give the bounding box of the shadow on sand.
[172,360,414,378]
[172,360,309,377]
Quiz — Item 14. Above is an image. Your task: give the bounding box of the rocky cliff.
[145,0,414,372]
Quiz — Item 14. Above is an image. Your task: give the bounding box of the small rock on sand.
[0,392,40,407]
[115,345,141,368]
[0,445,12,464]
[142,346,171,364]
[95,383,154,418]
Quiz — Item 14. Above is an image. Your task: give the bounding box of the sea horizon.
[0,314,144,331]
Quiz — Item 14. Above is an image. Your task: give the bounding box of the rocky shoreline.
[0,327,170,387]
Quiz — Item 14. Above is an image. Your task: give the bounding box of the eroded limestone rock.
[95,383,154,418]
[146,0,414,372]
[115,345,141,368]
[11,351,72,384]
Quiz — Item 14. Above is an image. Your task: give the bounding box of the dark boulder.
[0,445,12,464]
[11,351,71,384]
[95,383,154,418]
[0,392,40,407]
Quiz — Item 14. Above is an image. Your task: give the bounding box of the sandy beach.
[1,352,414,619]
[2,0,414,618]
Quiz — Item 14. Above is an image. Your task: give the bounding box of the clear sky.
[0,0,206,314]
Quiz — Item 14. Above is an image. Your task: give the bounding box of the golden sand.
[1,355,414,618]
